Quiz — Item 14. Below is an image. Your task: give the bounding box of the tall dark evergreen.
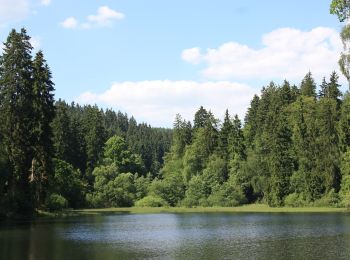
[82,105,107,182]
[318,77,328,98]
[193,106,210,129]
[0,29,35,214]
[31,50,55,206]
[244,94,260,148]
[300,72,317,98]
[327,71,342,105]
[218,110,232,159]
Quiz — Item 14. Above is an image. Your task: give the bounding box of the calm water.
[1,212,350,260]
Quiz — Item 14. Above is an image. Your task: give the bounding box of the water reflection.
[1,213,350,259]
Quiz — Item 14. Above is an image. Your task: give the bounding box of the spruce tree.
[318,77,328,98]
[193,106,210,129]
[0,28,35,214]
[218,109,232,159]
[327,71,342,105]
[300,72,316,98]
[31,50,55,207]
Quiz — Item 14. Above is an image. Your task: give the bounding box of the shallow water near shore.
[1,212,350,259]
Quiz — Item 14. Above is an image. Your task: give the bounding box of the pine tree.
[339,93,350,151]
[300,72,316,98]
[269,111,293,206]
[193,106,210,129]
[52,101,72,163]
[31,50,55,207]
[217,110,232,159]
[316,98,341,192]
[327,71,342,106]
[83,105,107,183]
[318,77,328,98]
[0,28,35,214]
[244,94,260,148]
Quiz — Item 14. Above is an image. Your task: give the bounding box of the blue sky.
[0,0,344,126]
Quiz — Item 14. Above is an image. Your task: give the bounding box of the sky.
[0,0,346,127]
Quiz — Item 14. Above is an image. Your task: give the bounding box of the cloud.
[76,80,256,127]
[181,47,202,64]
[60,17,78,29]
[60,6,125,29]
[40,0,51,6]
[182,27,343,81]
[87,6,124,27]
[0,0,52,28]
[0,0,30,27]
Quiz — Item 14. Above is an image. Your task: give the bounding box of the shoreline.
[71,204,349,215]
[1,204,348,221]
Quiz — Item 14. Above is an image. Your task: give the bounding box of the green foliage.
[83,105,107,181]
[207,178,247,207]
[104,135,144,174]
[182,175,208,207]
[339,93,350,150]
[172,114,192,157]
[149,174,185,206]
[330,0,350,22]
[300,72,317,98]
[3,27,350,216]
[45,193,68,211]
[313,189,340,207]
[135,195,169,207]
[0,28,56,215]
[90,169,135,207]
[284,193,307,207]
[339,151,350,206]
[330,0,350,83]
[339,175,350,207]
[202,154,228,191]
[134,174,151,200]
[50,159,86,208]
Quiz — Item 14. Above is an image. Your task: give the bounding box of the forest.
[1,27,350,217]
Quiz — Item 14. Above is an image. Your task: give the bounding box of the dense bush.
[135,195,169,207]
[313,189,340,207]
[284,193,307,207]
[51,159,86,208]
[45,194,68,211]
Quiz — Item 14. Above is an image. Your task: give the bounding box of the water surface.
[1,212,350,259]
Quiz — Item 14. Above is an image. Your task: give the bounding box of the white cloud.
[87,6,124,27]
[0,0,30,27]
[181,47,202,64]
[76,80,256,127]
[40,0,51,6]
[182,27,343,81]
[60,6,124,30]
[60,17,78,29]
[0,0,52,28]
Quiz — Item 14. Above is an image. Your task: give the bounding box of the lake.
[1,212,350,259]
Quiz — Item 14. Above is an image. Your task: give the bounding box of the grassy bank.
[72,204,349,215]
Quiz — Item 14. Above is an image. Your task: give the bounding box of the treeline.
[0,29,171,216]
[2,28,350,216]
[52,100,172,181]
[59,70,350,209]
[154,72,350,207]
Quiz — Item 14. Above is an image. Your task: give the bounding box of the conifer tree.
[0,29,36,213]
[318,77,328,98]
[218,110,232,159]
[31,50,55,206]
[300,72,317,98]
